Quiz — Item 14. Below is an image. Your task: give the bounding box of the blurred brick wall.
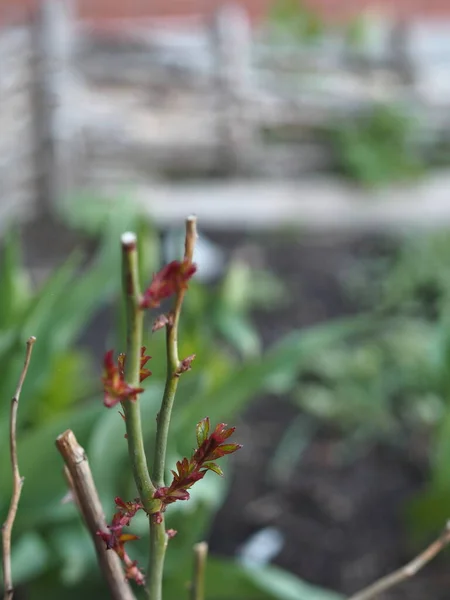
[2,0,450,24]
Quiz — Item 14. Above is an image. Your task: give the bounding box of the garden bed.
[205,229,449,599]
[20,219,450,599]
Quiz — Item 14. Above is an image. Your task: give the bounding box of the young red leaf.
[99,497,145,585]
[125,561,145,586]
[102,350,145,408]
[212,423,236,441]
[114,497,142,518]
[139,346,152,382]
[117,353,126,377]
[119,533,140,543]
[118,347,152,382]
[152,512,163,525]
[196,417,210,447]
[209,443,243,460]
[114,497,129,511]
[154,418,241,513]
[167,489,191,502]
[176,354,196,377]
[152,313,170,332]
[141,259,197,309]
[203,462,223,477]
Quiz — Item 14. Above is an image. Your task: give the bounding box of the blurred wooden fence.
[0,24,34,221]
[1,0,450,219]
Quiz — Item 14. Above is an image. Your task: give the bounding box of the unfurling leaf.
[176,354,196,376]
[117,347,152,383]
[102,350,145,408]
[196,417,210,447]
[141,259,197,309]
[203,462,224,477]
[154,418,241,513]
[209,443,242,459]
[152,313,170,332]
[98,497,145,585]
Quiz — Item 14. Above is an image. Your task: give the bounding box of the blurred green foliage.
[287,230,450,539]
[0,202,352,600]
[327,104,425,187]
[6,195,450,597]
[265,1,430,187]
[267,0,325,45]
[266,0,368,50]
[344,15,369,50]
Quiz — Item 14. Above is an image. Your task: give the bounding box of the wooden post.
[209,3,256,175]
[30,0,78,217]
[389,16,415,85]
[0,14,35,225]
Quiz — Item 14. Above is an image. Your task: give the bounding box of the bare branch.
[2,336,36,600]
[55,429,136,600]
[347,521,450,600]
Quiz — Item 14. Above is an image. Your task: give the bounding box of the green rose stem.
[120,233,156,512]
[148,216,198,600]
[153,216,197,487]
[190,542,208,600]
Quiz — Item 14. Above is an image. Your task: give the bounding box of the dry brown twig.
[347,520,450,600]
[2,336,36,600]
[55,429,136,600]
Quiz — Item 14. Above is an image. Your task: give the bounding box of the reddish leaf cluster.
[176,354,196,377]
[118,347,152,383]
[97,497,145,585]
[153,418,242,516]
[140,259,197,309]
[102,347,151,408]
[152,313,170,332]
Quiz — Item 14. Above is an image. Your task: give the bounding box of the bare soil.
[20,219,450,599]
[206,230,450,600]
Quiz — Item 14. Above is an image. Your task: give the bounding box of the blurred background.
[2,0,450,599]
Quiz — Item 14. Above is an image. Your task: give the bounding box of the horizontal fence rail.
[1,0,450,226]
